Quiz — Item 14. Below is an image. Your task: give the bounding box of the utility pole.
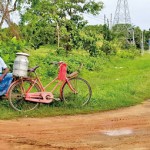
[132,28,135,45]
[149,38,150,53]
[104,14,106,25]
[107,19,109,28]
[110,13,113,30]
[141,30,144,55]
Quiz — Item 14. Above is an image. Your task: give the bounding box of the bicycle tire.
[8,79,41,111]
[61,77,92,107]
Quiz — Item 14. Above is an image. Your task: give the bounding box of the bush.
[0,38,27,68]
[101,40,116,55]
[116,49,140,59]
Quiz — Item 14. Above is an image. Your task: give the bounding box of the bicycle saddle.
[28,66,39,72]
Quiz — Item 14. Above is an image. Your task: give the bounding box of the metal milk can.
[13,52,29,77]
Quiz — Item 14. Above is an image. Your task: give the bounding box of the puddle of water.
[102,128,133,136]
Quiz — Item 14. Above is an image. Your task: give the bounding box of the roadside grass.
[1,47,150,119]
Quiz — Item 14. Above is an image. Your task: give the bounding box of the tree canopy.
[0,0,150,58]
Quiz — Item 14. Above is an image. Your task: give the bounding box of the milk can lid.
[16,52,29,57]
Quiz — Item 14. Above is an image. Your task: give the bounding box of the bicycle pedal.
[54,98,61,101]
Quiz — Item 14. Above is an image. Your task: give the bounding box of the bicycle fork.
[65,79,78,94]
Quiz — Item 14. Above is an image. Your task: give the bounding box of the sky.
[4,0,149,30]
[84,0,150,30]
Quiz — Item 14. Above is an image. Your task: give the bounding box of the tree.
[78,25,104,56]
[103,24,112,41]
[20,0,103,54]
[0,0,42,38]
[144,29,150,50]
[0,0,20,38]
[133,27,141,49]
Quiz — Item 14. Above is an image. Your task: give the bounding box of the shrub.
[101,40,116,55]
[116,49,140,59]
[0,38,27,68]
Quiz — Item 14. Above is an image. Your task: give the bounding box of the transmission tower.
[113,0,131,30]
[113,0,135,45]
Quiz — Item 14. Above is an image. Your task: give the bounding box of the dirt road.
[0,100,150,150]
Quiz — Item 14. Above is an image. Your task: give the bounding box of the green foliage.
[1,47,150,119]
[144,30,150,50]
[116,49,140,59]
[19,0,103,53]
[1,0,150,55]
[132,27,141,49]
[0,28,11,41]
[103,24,112,41]
[101,40,116,55]
[20,0,57,49]
[78,25,104,56]
[83,1,103,15]
[0,37,27,68]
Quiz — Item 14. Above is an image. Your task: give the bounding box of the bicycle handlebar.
[50,61,83,72]
[28,62,83,75]
[49,61,64,65]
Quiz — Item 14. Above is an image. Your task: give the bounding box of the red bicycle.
[6,61,92,111]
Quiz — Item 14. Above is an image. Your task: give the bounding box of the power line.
[84,13,112,26]
[84,14,105,21]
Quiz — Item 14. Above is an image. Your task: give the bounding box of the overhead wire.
[84,13,106,21]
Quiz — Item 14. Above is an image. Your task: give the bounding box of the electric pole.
[110,13,113,30]
[107,19,109,28]
[104,15,106,25]
[132,28,135,45]
[141,30,144,55]
[149,38,150,53]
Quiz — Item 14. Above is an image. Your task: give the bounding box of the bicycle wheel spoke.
[62,77,92,107]
[9,80,41,111]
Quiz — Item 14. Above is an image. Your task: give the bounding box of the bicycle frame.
[6,62,92,111]
[6,67,78,103]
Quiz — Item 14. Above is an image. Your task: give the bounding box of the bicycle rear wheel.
[62,77,92,107]
[9,79,41,111]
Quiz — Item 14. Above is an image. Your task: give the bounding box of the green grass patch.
[1,47,150,119]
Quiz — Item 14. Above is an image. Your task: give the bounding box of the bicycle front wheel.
[62,77,92,107]
[9,79,41,111]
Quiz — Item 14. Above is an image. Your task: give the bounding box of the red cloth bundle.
[58,63,67,81]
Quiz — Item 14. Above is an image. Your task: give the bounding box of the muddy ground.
[0,100,150,150]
